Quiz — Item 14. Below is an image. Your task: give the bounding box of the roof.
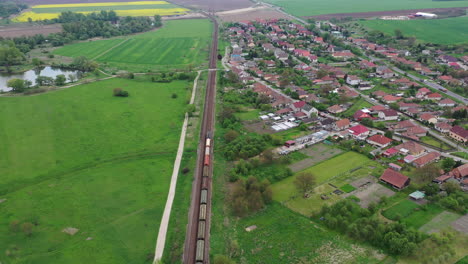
[379,109,398,117]
[413,152,441,167]
[452,164,468,178]
[395,141,425,154]
[389,163,402,169]
[420,113,436,121]
[436,122,452,130]
[367,134,392,145]
[450,126,468,139]
[275,108,292,114]
[409,191,425,199]
[384,147,398,155]
[335,118,350,128]
[418,87,431,94]
[349,124,369,135]
[439,98,455,105]
[427,93,442,98]
[353,110,371,120]
[380,168,409,189]
[407,126,427,135]
[382,95,402,102]
[294,111,307,117]
[293,101,306,109]
[371,105,386,111]
[396,120,416,129]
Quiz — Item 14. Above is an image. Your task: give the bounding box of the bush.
[113,88,129,97]
[171,93,178,99]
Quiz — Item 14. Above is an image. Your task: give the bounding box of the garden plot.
[288,144,343,172]
[419,211,462,234]
[451,214,468,234]
[349,177,395,208]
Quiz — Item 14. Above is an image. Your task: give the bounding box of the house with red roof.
[419,113,438,124]
[327,104,345,114]
[275,107,293,116]
[348,124,370,139]
[438,98,455,107]
[382,95,402,103]
[373,90,387,98]
[435,122,452,134]
[380,168,410,189]
[412,152,441,168]
[378,109,399,121]
[332,51,355,60]
[370,105,386,113]
[426,93,442,101]
[353,110,371,121]
[438,75,453,82]
[333,118,351,131]
[383,147,398,157]
[416,87,431,99]
[449,126,468,143]
[366,134,392,148]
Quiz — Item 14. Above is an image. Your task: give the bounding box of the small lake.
[0,67,82,92]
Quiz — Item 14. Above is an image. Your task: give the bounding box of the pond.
[0,66,82,92]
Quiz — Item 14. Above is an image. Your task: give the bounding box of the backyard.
[0,77,190,263]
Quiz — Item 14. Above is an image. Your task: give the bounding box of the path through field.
[153,70,202,261]
[92,38,130,60]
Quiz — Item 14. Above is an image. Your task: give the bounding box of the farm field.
[0,77,191,263]
[232,203,385,263]
[13,1,189,22]
[272,152,384,215]
[53,19,212,72]
[264,0,468,17]
[359,16,468,45]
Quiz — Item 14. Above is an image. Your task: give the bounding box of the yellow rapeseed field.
[33,1,170,8]
[13,8,189,22]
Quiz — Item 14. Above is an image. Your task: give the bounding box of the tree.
[394,29,404,39]
[443,181,460,194]
[414,164,440,184]
[32,58,42,67]
[294,172,316,196]
[55,74,66,86]
[22,222,34,236]
[153,15,162,27]
[7,78,27,92]
[186,104,196,117]
[171,93,177,99]
[72,56,98,72]
[113,88,129,97]
[384,130,393,139]
[213,255,235,264]
[0,43,25,72]
[36,76,54,86]
[442,158,456,172]
[68,74,76,83]
[224,130,239,143]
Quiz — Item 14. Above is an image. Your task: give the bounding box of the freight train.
[196,133,212,263]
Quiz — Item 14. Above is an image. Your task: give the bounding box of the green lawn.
[233,203,383,264]
[235,109,261,121]
[420,136,453,151]
[382,200,420,220]
[53,19,212,72]
[342,98,372,117]
[0,77,190,263]
[265,0,468,17]
[272,152,379,215]
[452,152,468,159]
[341,184,357,193]
[359,16,468,45]
[419,211,462,234]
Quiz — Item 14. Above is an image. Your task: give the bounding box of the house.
[380,168,410,189]
[449,126,468,143]
[409,191,425,200]
[327,104,345,114]
[353,110,371,121]
[274,49,289,61]
[382,95,402,103]
[264,60,276,68]
[420,113,438,124]
[438,98,455,107]
[426,93,442,101]
[333,118,350,131]
[378,109,398,121]
[370,105,386,113]
[451,164,468,179]
[412,152,441,168]
[398,102,420,111]
[292,101,318,117]
[406,126,428,137]
[376,66,395,78]
[435,122,452,133]
[320,118,335,130]
[348,124,370,139]
[275,107,293,116]
[416,87,431,99]
[366,134,393,148]
[393,120,416,131]
[373,90,387,98]
[389,163,402,171]
[332,51,355,60]
[346,75,361,86]
[394,141,426,156]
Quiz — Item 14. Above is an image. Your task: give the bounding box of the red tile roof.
[413,152,441,167]
[293,101,306,108]
[349,124,369,135]
[367,134,392,145]
[450,126,468,139]
[380,168,409,189]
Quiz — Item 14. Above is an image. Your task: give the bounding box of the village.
[222,17,468,203]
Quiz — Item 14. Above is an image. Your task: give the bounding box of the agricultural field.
[359,16,468,45]
[272,151,384,215]
[382,200,447,229]
[53,19,212,72]
[264,0,468,17]
[0,77,191,263]
[231,203,385,264]
[13,1,189,22]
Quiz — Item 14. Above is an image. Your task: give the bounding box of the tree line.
[0,1,27,18]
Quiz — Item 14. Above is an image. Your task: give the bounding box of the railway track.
[183,12,219,264]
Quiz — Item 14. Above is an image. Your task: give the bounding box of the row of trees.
[319,200,424,255]
[0,2,27,18]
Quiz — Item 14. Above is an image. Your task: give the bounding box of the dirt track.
[305,7,468,20]
[0,24,62,38]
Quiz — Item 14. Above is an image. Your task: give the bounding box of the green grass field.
[265,0,468,17]
[419,211,461,234]
[53,19,212,72]
[360,16,468,45]
[383,200,420,219]
[0,77,190,263]
[342,98,372,117]
[233,203,384,263]
[341,184,357,193]
[420,136,453,151]
[382,200,445,229]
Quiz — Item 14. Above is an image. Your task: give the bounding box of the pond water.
[0,67,82,92]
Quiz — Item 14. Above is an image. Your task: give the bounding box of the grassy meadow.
[0,77,191,263]
[359,16,468,45]
[265,0,468,17]
[53,19,212,72]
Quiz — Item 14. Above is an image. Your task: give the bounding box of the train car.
[204,154,210,166]
[196,240,205,262]
[205,146,210,156]
[201,176,209,190]
[199,204,207,220]
[206,138,211,147]
[200,190,208,204]
[203,166,209,177]
[197,220,206,240]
